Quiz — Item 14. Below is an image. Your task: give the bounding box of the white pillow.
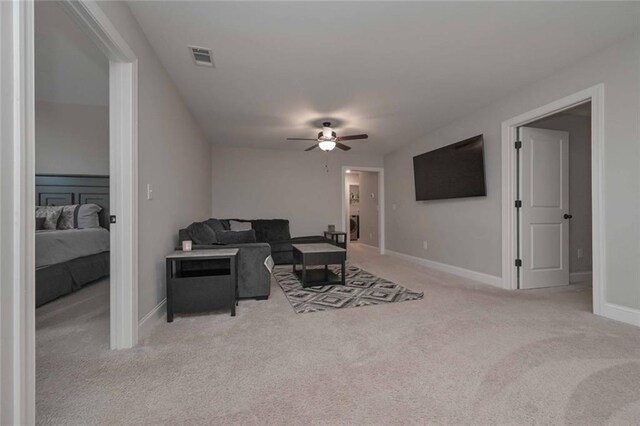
[229,220,252,232]
[76,204,103,229]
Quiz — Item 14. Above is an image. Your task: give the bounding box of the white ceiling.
[35,1,109,106]
[127,1,640,154]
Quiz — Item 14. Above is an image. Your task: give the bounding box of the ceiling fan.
[286,122,368,152]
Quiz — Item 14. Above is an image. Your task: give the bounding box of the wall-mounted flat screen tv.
[413,134,486,201]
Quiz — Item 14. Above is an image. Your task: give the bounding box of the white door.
[519,127,570,289]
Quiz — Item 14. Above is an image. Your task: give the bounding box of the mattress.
[36,228,110,269]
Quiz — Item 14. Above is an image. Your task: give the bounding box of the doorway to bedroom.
[34,0,112,361]
[517,102,593,292]
[501,86,603,316]
[342,167,385,254]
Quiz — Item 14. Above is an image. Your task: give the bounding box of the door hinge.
[515,200,522,208]
[514,141,522,149]
[515,258,522,267]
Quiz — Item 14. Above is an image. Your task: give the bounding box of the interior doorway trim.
[1,1,36,423]
[61,0,139,350]
[341,166,385,255]
[500,84,604,315]
[0,1,137,421]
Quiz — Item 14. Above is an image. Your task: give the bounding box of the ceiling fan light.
[318,140,336,151]
[322,126,333,139]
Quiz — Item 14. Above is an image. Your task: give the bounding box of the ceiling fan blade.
[336,134,368,141]
[335,142,352,151]
[305,144,318,151]
[287,138,317,141]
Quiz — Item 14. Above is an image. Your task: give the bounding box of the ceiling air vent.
[188,46,214,67]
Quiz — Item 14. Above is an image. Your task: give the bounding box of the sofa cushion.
[217,229,257,244]
[269,241,292,254]
[290,235,333,244]
[252,219,291,243]
[187,221,218,244]
[204,218,226,235]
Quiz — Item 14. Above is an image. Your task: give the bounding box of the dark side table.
[324,231,347,249]
[165,248,238,322]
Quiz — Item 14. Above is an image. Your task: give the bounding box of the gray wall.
[35,101,109,175]
[211,146,383,237]
[528,113,592,275]
[358,171,379,247]
[98,2,212,321]
[35,2,109,176]
[35,1,108,107]
[384,33,640,309]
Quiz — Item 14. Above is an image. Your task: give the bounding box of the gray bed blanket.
[36,228,110,269]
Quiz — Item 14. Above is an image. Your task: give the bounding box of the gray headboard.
[35,174,110,229]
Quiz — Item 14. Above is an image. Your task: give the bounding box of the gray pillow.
[229,220,252,232]
[187,222,218,244]
[35,217,46,230]
[76,204,102,229]
[58,205,79,230]
[217,229,257,244]
[35,206,63,230]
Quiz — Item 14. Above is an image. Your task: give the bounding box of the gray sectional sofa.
[178,218,332,300]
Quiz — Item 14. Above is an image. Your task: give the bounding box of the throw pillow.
[76,204,103,229]
[58,205,79,230]
[204,218,226,236]
[229,220,252,232]
[252,219,291,242]
[35,206,63,230]
[217,229,257,244]
[35,217,46,230]
[187,222,218,244]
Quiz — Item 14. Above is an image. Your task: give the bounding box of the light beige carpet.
[36,244,640,425]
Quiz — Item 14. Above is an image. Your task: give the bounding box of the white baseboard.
[570,271,593,283]
[385,249,503,288]
[138,298,166,341]
[354,242,379,251]
[600,303,640,327]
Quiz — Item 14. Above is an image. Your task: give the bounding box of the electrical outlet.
[423,240,428,250]
[577,248,584,259]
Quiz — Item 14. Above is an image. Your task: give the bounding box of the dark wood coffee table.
[292,243,347,288]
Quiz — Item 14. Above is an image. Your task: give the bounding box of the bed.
[35,174,110,307]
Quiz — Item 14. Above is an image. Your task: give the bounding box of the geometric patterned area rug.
[273,263,424,314]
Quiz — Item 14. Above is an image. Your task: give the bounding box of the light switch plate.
[147,184,153,200]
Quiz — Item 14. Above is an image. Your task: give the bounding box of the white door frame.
[60,0,139,351]
[1,1,36,423]
[341,166,385,254]
[501,84,604,315]
[0,1,137,422]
